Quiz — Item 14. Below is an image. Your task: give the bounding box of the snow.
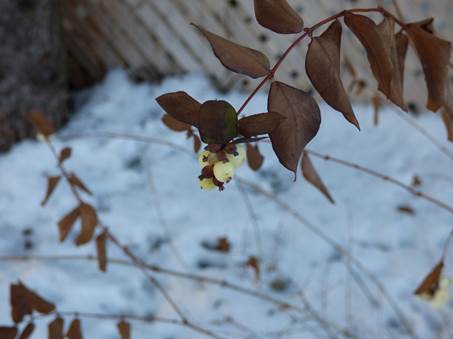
[1,69,453,338]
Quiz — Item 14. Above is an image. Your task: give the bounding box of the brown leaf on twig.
[162,114,190,132]
[246,144,264,171]
[117,320,131,339]
[268,81,321,176]
[406,24,451,112]
[306,20,359,129]
[10,282,55,323]
[58,206,80,242]
[96,231,108,272]
[192,24,270,78]
[301,152,334,204]
[18,322,35,339]
[67,319,83,339]
[59,147,72,164]
[245,256,260,281]
[414,261,443,296]
[25,111,55,137]
[68,173,92,196]
[0,327,17,339]
[41,176,61,206]
[48,317,64,339]
[75,203,98,246]
[156,91,201,127]
[238,112,285,138]
[253,0,303,34]
[198,100,238,144]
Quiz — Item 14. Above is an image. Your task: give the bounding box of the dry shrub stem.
[43,139,225,339]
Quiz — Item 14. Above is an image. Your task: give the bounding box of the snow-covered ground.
[1,69,453,338]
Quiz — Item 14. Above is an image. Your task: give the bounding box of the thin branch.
[305,150,453,215]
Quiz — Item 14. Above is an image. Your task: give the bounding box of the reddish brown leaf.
[409,17,435,34]
[48,317,64,339]
[268,81,321,175]
[10,283,33,323]
[25,111,55,137]
[192,24,270,78]
[344,14,406,110]
[193,134,202,153]
[198,100,238,144]
[18,322,35,339]
[68,173,92,196]
[10,282,55,323]
[406,24,451,112]
[301,152,334,204]
[246,144,264,171]
[59,147,72,164]
[41,175,61,206]
[58,206,80,242]
[306,20,359,129]
[156,91,201,127]
[96,231,108,272]
[253,0,303,34]
[238,112,285,138]
[442,108,453,142]
[117,320,131,339]
[161,114,190,132]
[245,256,260,281]
[75,203,98,246]
[67,319,83,339]
[414,261,444,296]
[0,326,18,339]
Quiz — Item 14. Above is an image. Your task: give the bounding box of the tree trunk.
[0,0,67,152]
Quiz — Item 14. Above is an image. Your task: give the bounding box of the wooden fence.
[63,0,453,110]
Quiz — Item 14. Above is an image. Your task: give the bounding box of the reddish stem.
[236,7,406,115]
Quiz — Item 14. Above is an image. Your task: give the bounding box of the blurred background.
[1,0,453,150]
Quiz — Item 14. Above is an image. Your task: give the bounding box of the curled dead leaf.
[41,176,61,206]
[25,111,55,137]
[414,261,443,296]
[10,282,55,323]
[306,20,359,129]
[246,144,264,171]
[67,319,83,339]
[18,322,35,339]
[96,231,108,272]
[156,91,201,127]
[192,24,270,78]
[238,112,286,138]
[161,114,190,132]
[75,203,98,246]
[68,173,92,196]
[48,317,64,339]
[0,326,18,339]
[301,152,334,204]
[59,147,72,164]
[268,81,321,176]
[253,0,303,34]
[58,206,80,242]
[117,320,131,339]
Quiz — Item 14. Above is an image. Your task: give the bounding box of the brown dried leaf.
[301,152,334,204]
[441,108,453,142]
[344,14,406,110]
[409,17,435,34]
[10,282,55,323]
[156,91,201,127]
[58,206,80,242]
[306,20,359,129]
[76,203,98,246]
[41,175,61,206]
[198,100,238,144]
[10,282,33,323]
[192,24,270,78]
[18,322,35,339]
[161,114,190,132]
[268,81,321,175]
[193,134,202,153]
[406,24,451,111]
[48,317,64,339]
[0,326,18,339]
[96,231,108,272]
[414,261,444,296]
[59,147,72,164]
[68,173,92,196]
[215,237,231,253]
[25,111,55,137]
[117,320,131,339]
[253,0,303,34]
[246,144,264,171]
[245,256,260,281]
[67,319,83,339]
[238,112,285,138]
[397,204,415,215]
[372,94,381,126]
